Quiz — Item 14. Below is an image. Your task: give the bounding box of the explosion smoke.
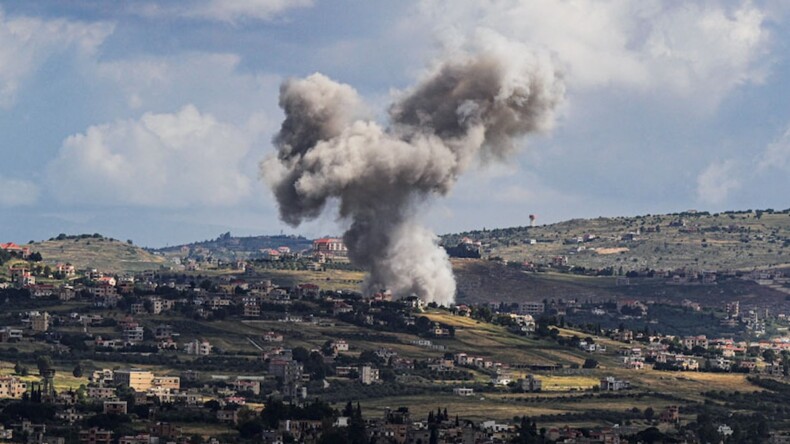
[262,34,564,305]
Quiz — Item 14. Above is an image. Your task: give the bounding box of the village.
[1,236,790,443]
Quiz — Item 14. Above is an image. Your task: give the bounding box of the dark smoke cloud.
[262,34,564,305]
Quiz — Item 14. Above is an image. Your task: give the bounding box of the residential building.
[79,428,112,444]
[113,369,154,392]
[600,377,631,391]
[359,366,379,385]
[103,401,128,415]
[0,376,27,399]
[518,302,545,316]
[30,311,51,332]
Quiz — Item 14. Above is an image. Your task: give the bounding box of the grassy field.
[254,268,365,292]
[30,237,166,273]
[0,361,88,391]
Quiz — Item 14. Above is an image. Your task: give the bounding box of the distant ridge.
[152,232,314,260]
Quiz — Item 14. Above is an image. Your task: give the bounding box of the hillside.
[31,235,166,273]
[154,232,313,261]
[443,209,790,272]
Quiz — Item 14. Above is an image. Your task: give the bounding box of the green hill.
[31,235,166,273]
[443,209,790,272]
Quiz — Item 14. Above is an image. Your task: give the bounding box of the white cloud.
[0,176,39,207]
[759,126,790,171]
[46,105,255,207]
[696,159,741,204]
[135,0,312,22]
[419,0,770,106]
[0,7,113,108]
[95,52,281,125]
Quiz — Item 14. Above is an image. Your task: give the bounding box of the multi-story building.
[183,339,212,356]
[360,365,379,385]
[312,238,348,256]
[152,376,180,391]
[30,311,50,332]
[79,428,113,444]
[0,376,27,399]
[113,369,154,392]
[103,401,128,415]
[518,302,545,316]
[123,326,145,344]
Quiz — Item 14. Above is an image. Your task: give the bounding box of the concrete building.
[103,401,128,415]
[522,375,542,392]
[518,302,545,316]
[79,428,113,444]
[113,369,154,392]
[600,376,631,391]
[0,376,27,399]
[30,312,50,332]
[183,339,212,356]
[359,365,379,385]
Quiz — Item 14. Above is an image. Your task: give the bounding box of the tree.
[14,362,24,375]
[72,364,83,378]
[582,358,599,369]
[36,356,53,376]
[644,407,655,421]
[763,349,777,364]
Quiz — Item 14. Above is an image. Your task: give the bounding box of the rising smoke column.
[262,34,564,305]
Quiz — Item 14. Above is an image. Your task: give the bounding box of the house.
[600,377,630,391]
[217,409,239,425]
[0,242,30,258]
[87,386,116,400]
[521,375,542,392]
[30,311,51,332]
[123,325,145,344]
[183,339,212,356]
[113,369,154,392]
[0,327,23,342]
[312,238,347,256]
[359,366,379,385]
[79,428,113,444]
[453,387,474,396]
[103,401,128,415]
[0,376,27,399]
[518,302,545,316]
[332,340,349,352]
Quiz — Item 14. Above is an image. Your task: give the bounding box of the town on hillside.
[1,226,790,443]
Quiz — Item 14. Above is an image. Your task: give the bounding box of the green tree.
[72,364,83,378]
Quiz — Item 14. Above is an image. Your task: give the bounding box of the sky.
[1,0,790,247]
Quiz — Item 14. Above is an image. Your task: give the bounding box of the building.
[30,311,51,332]
[79,428,113,444]
[518,302,545,316]
[453,387,474,396]
[359,366,380,385]
[0,327,23,342]
[183,339,212,356]
[521,375,542,392]
[312,238,348,256]
[103,401,128,415]
[0,376,27,399]
[600,377,631,391]
[0,242,30,258]
[87,386,116,400]
[152,376,180,390]
[113,369,154,392]
[123,326,145,344]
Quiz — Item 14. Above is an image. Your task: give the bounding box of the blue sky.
[1,0,789,247]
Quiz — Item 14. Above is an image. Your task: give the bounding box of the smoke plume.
[262,34,564,305]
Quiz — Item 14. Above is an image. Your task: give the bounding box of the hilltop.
[443,208,790,272]
[29,234,166,273]
[153,232,313,261]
